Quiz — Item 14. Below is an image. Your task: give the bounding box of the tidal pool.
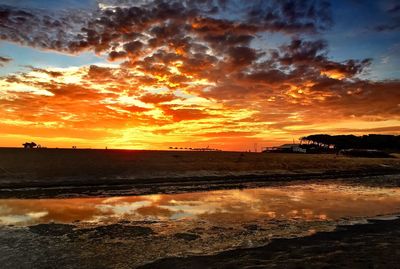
[1,182,400,268]
[1,183,400,226]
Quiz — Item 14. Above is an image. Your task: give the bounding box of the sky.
[0,0,399,151]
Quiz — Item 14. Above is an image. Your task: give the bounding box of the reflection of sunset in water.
[1,184,400,226]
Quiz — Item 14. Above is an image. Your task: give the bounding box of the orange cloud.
[0,1,399,150]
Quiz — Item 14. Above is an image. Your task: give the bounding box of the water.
[1,182,400,267]
[1,183,400,227]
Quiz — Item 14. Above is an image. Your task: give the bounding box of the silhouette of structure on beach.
[22,142,37,149]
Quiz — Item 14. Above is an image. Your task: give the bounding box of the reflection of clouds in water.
[98,201,151,215]
[1,184,400,226]
[170,212,192,220]
[95,200,152,221]
[27,212,48,219]
[266,211,276,218]
[159,203,226,220]
[0,211,48,225]
[288,192,305,202]
[0,215,33,225]
[101,197,125,203]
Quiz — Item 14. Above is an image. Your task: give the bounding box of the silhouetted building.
[263,144,306,153]
[23,142,37,149]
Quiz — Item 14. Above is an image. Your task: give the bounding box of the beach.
[1,148,400,268]
[1,148,400,198]
[138,218,400,269]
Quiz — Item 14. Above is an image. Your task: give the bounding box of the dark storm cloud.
[0,55,12,66]
[74,0,332,57]
[374,21,400,32]
[247,0,332,33]
[0,5,88,51]
[388,4,400,13]
[321,80,400,119]
[87,65,114,79]
[123,40,143,55]
[373,2,400,32]
[24,66,63,77]
[0,0,333,54]
[202,34,254,51]
[267,39,371,79]
[227,46,258,67]
[276,39,328,65]
[239,69,289,85]
[139,93,177,104]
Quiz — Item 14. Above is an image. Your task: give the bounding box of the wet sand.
[3,217,400,269]
[139,218,400,269]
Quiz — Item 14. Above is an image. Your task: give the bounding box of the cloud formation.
[0,0,399,149]
[373,2,400,32]
[0,55,11,66]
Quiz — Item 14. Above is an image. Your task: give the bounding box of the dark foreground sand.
[139,218,400,269]
[1,148,400,198]
[2,217,399,269]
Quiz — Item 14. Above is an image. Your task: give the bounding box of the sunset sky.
[0,0,399,150]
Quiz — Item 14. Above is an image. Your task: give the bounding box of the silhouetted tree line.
[300,134,400,152]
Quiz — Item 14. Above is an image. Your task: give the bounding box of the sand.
[1,148,400,198]
[138,218,400,269]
